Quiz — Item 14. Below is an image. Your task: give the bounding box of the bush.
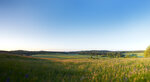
[144,46,150,57]
[125,54,137,58]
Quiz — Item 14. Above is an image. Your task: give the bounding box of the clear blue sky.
[0,0,150,51]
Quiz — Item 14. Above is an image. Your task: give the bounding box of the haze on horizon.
[0,0,150,51]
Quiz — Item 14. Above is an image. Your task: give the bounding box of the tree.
[144,46,150,57]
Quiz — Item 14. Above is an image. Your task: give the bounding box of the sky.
[0,0,150,51]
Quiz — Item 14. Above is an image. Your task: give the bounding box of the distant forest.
[0,50,144,58]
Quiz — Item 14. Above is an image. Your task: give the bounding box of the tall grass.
[1,54,150,82]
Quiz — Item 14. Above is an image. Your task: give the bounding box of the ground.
[0,53,150,82]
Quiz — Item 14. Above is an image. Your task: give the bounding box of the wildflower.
[25,74,29,78]
[6,77,10,82]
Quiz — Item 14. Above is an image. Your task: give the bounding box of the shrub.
[144,46,150,57]
[125,54,137,58]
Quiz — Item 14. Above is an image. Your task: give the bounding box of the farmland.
[1,52,150,82]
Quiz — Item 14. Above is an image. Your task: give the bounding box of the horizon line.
[0,49,145,52]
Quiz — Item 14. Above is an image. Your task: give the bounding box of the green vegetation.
[144,46,150,57]
[0,50,144,58]
[79,51,124,58]
[123,52,144,58]
[32,54,91,59]
[125,54,138,58]
[1,53,150,82]
[78,51,144,58]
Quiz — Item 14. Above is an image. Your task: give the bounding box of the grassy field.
[1,53,150,82]
[123,52,144,57]
[32,54,91,59]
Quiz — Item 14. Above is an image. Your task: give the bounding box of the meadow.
[32,54,91,59]
[1,53,150,82]
[123,52,144,58]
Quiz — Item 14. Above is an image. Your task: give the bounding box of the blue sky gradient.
[0,0,150,51]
